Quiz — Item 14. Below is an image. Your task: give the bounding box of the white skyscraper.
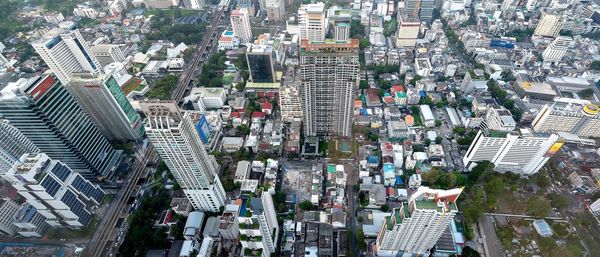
[542,36,572,63]
[534,12,563,38]
[298,2,327,42]
[67,73,144,142]
[0,198,20,236]
[279,84,303,122]
[230,9,252,43]
[299,39,359,137]
[376,187,463,256]
[31,23,101,84]
[3,153,105,228]
[141,101,226,212]
[481,106,517,132]
[463,129,561,175]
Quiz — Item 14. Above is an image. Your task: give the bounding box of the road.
[345,161,360,257]
[171,4,230,103]
[479,215,506,257]
[83,144,155,257]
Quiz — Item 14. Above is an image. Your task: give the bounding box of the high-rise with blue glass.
[68,73,144,142]
[0,75,121,180]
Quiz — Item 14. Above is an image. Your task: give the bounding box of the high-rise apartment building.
[542,36,572,63]
[532,99,600,138]
[0,198,20,236]
[246,44,277,83]
[534,12,563,37]
[3,153,105,227]
[481,106,517,132]
[376,187,463,256]
[299,39,359,137]
[31,24,101,84]
[237,0,255,16]
[12,203,49,237]
[141,101,226,212]
[90,44,126,67]
[279,84,303,122]
[231,9,252,43]
[68,73,144,142]
[0,75,121,180]
[298,3,327,42]
[463,129,561,175]
[0,120,39,174]
[237,192,279,257]
[404,0,435,23]
[396,12,420,48]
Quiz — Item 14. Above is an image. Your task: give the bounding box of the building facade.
[246,44,277,83]
[376,187,463,256]
[0,198,20,236]
[481,106,517,132]
[237,192,279,257]
[534,12,563,37]
[68,73,144,142]
[542,36,572,63]
[90,44,126,67]
[0,75,121,180]
[231,9,252,43]
[142,101,226,212]
[299,39,359,137]
[298,3,327,42]
[532,100,600,138]
[396,13,420,48]
[279,84,303,122]
[3,153,105,228]
[0,120,39,174]
[31,25,101,84]
[463,130,561,175]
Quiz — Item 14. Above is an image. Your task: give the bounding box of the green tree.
[360,80,369,89]
[356,228,367,251]
[380,204,389,212]
[299,200,315,211]
[527,196,551,217]
[435,136,443,144]
[591,60,600,70]
[359,38,370,50]
[549,193,569,210]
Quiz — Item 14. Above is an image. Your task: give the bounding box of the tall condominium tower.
[298,2,327,42]
[532,99,600,138]
[376,187,463,256]
[237,192,279,257]
[396,12,420,48]
[90,44,126,67]
[534,12,563,37]
[231,9,252,43]
[3,153,105,227]
[299,39,359,137]
[31,24,101,84]
[246,44,277,83]
[542,36,572,63]
[141,101,226,212]
[462,129,561,175]
[0,120,39,174]
[404,0,435,23]
[68,73,144,142]
[0,75,121,180]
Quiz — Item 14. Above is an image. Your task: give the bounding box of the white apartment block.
[142,101,226,212]
[183,0,203,9]
[73,5,98,19]
[90,44,126,67]
[3,153,105,228]
[231,9,252,43]
[543,36,572,63]
[481,106,517,132]
[376,187,463,256]
[237,192,279,257]
[463,129,560,175]
[0,198,20,236]
[279,84,303,122]
[0,120,39,174]
[298,2,327,42]
[265,0,285,21]
[532,99,600,138]
[534,12,563,37]
[299,39,359,137]
[184,87,227,111]
[31,25,101,84]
